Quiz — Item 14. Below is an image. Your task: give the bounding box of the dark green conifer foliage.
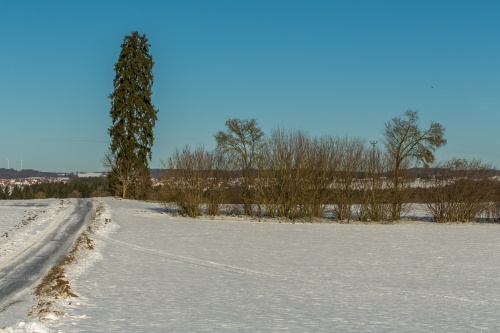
[4,185,10,199]
[108,31,158,198]
[22,185,34,199]
[10,185,22,199]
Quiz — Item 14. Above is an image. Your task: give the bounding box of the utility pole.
[369,141,378,218]
[370,141,377,188]
[370,141,377,170]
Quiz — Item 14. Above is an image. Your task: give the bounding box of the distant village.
[0,169,163,191]
[0,171,107,189]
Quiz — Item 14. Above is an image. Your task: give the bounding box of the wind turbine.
[20,160,23,171]
[7,158,9,169]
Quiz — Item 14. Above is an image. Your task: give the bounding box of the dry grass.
[28,201,110,321]
[88,202,110,233]
[28,232,94,321]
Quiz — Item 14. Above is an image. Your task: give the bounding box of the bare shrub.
[164,146,227,218]
[359,146,392,222]
[255,130,336,221]
[298,136,333,219]
[330,137,366,222]
[67,189,82,198]
[424,159,497,222]
[204,150,231,216]
[482,201,500,222]
[164,146,206,217]
[256,129,303,219]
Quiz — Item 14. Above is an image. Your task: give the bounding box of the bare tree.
[383,110,446,221]
[214,118,264,215]
[102,151,134,198]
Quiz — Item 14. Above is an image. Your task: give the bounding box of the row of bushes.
[162,178,500,222]
[163,129,500,222]
[2,171,498,223]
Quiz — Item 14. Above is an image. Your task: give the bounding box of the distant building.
[75,172,107,178]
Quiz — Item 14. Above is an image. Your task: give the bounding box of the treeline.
[162,115,500,222]
[0,178,113,200]
[0,168,67,179]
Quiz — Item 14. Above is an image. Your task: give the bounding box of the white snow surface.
[0,199,75,269]
[3,198,500,332]
[0,199,80,332]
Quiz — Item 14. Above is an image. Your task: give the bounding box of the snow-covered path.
[41,198,500,332]
[0,200,71,269]
[0,199,93,332]
[0,198,93,311]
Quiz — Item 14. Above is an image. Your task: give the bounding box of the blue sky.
[1,0,499,172]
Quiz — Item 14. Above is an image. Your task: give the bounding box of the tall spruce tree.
[107,31,158,199]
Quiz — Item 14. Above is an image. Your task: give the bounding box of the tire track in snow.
[89,232,496,309]
[89,232,279,279]
[0,199,95,311]
[0,202,74,270]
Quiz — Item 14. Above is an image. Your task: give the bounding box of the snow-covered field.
[2,198,500,332]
